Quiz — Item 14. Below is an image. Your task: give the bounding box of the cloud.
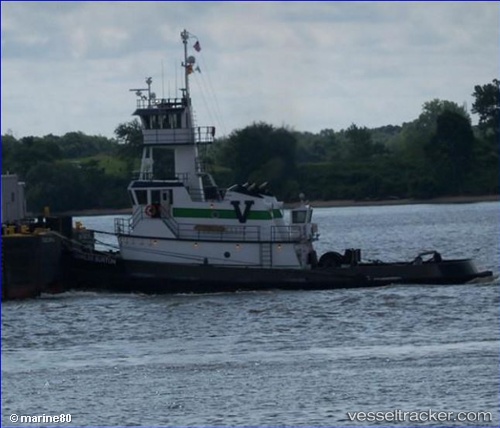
[1,1,499,139]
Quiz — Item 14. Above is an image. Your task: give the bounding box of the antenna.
[180,29,191,105]
[129,77,153,106]
[161,60,165,99]
[175,59,178,98]
[129,88,147,109]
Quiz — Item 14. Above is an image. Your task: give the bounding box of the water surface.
[2,202,499,426]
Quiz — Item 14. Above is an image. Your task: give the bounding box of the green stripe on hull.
[173,208,283,220]
[272,209,283,218]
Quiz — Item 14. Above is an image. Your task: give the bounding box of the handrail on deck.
[115,211,306,244]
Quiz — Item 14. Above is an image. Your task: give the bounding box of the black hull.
[66,254,387,293]
[65,250,493,295]
[330,259,493,285]
[2,234,63,300]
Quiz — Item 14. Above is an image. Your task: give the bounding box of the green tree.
[416,99,469,131]
[114,119,143,175]
[1,134,18,173]
[469,79,500,194]
[25,162,85,212]
[58,131,115,158]
[393,99,470,198]
[218,122,298,199]
[115,120,143,158]
[8,136,62,177]
[471,79,500,145]
[426,111,475,194]
[344,124,385,160]
[295,129,339,163]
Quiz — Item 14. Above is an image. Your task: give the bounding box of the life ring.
[145,204,157,217]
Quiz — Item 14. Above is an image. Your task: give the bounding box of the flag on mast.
[193,40,201,52]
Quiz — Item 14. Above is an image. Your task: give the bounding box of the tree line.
[210,79,498,201]
[2,80,498,213]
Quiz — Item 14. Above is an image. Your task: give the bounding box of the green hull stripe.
[173,208,283,220]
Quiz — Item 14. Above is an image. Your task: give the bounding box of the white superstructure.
[115,30,318,269]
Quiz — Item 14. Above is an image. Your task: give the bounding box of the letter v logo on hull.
[230,200,254,223]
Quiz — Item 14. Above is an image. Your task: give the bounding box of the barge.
[1,175,68,300]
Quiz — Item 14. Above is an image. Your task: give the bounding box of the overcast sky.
[1,1,499,140]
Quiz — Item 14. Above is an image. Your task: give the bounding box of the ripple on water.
[2,203,499,425]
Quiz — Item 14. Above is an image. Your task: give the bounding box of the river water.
[2,202,499,426]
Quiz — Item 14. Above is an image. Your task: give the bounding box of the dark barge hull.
[2,233,62,300]
[65,250,493,295]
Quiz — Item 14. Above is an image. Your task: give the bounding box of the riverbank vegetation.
[2,80,498,214]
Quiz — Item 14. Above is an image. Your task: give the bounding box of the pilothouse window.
[140,111,183,130]
[151,116,158,129]
[151,190,161,204]
[168,113,182,129]
[141,116,150,129]
[160,114,169,129]
[135,190,148,205]
[292,210,307,224]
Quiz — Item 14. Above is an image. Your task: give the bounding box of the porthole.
[224,251,231,258]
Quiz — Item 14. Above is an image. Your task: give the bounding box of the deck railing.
[115,211,308,243]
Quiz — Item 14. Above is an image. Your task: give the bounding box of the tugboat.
[67,29,493,293]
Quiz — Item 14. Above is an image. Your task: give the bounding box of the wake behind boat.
[64,29,493,293]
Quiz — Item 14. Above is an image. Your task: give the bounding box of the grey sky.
[1,1,498,139]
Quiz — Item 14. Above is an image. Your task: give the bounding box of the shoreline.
[49,194,499,217]
[288,194,500,209]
